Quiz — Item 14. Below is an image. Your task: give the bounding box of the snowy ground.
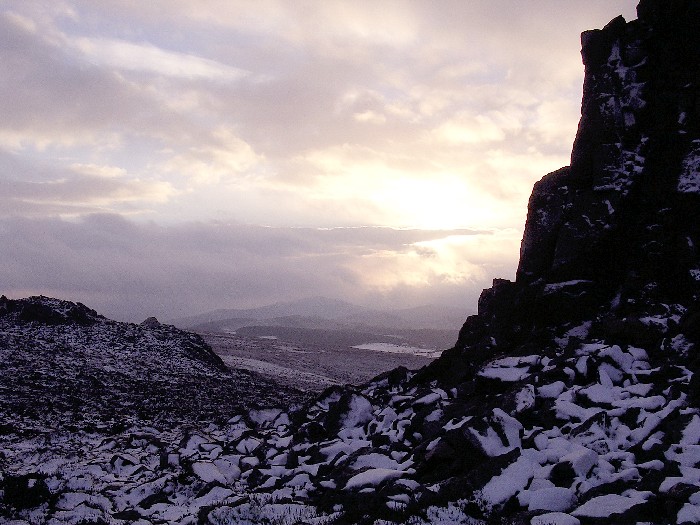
[204,332,438,391]
[219,355,341,389]
[351,342,443,359]
[4,298,700,524]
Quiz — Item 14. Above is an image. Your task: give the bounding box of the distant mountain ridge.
[171,296,469,331]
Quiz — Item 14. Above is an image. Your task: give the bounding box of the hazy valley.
[203,330,438,391]
[178,297,459,390]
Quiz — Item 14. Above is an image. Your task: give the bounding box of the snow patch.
[528,487,577,512]
[572,492,646,518]
[344,468,404,490]
[530,512,580,525]
[351,342,442,358]
[478,455,536,508]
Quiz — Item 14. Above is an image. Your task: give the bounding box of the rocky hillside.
[4,1,700,524]
[0,295,308,431]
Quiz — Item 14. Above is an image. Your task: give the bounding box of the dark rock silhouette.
[426,0,700,387]
[140,316,162,328]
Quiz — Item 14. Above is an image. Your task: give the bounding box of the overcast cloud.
[0,1,638,322]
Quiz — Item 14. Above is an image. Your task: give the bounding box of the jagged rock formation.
[140,316,162,329]
[3,2,700,524]
[428,0,700,386]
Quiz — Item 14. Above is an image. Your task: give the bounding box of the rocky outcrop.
[0,294,104,326]
[521,1,700,295]
[0,296,307,431]
[426,0,700,385]
[140,316,162,328]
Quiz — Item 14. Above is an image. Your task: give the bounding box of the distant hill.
[171,296,469,331]
[170,297,468,350]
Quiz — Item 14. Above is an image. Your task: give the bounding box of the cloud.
[433,111,523,145]
[0,1,639,318]
[71,37,250,81]
[0,151,176,217]
[0,215,514,321]
[161,127,265,185]
[0,11,165,152]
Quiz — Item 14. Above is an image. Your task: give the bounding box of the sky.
[0,1,638,322]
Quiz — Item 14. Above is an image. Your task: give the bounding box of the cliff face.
[427,0,700,385]
[521,1,700,292]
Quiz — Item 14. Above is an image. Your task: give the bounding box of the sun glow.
[347,229,522,294]
[367,175,506,230]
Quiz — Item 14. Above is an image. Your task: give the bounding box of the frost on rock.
[530,512,580,525]
[678,142,700,193]
[571,493,647,518]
